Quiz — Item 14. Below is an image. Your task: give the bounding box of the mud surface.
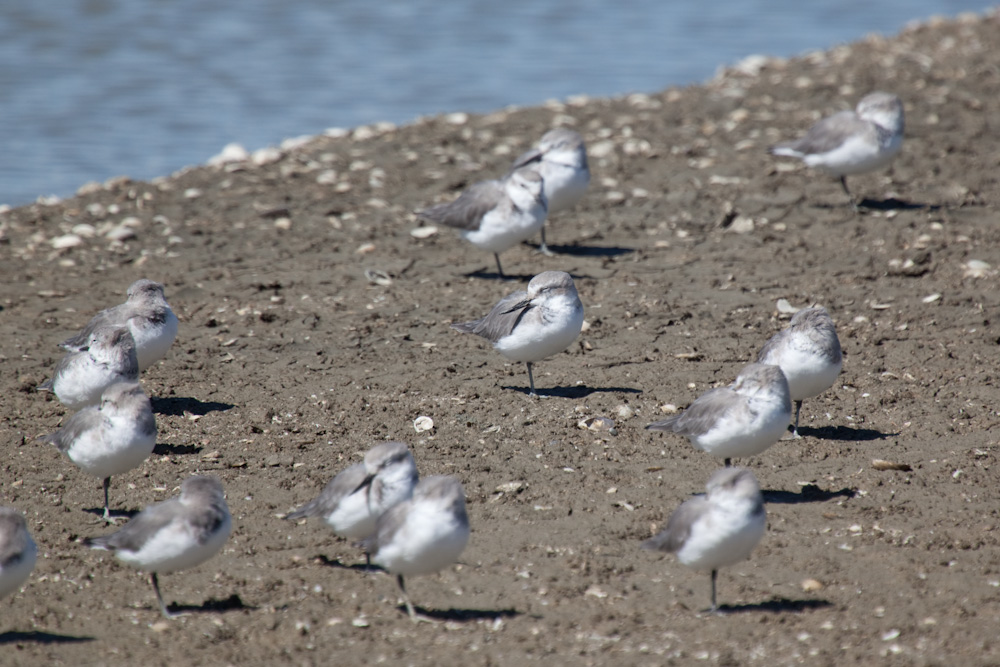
[2,12,1000,666]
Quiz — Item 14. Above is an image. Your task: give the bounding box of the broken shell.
[412,416,434,433]
[364,269,392,286]
[410,225,438,239]
[577,416,615,432]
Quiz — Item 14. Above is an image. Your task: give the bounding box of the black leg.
[151,572,175,619]
[493,253,505,278]
[102,477,111,522]
[793,399,803,438]
[538,225,554,256]
[723,458,732,467]
[526,362,537,397]
[709,569,718,612]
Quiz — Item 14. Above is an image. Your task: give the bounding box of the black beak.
[351,472,375,496]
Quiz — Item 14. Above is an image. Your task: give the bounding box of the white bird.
[39,381,157,521]
[0,507,37,601]
[286,442,419,552]
[84,475,232,619]
[770,91,904,210]
[417,167,547,278]
[642,467,766,612]
[646,363,792,466]
[756,306,842,437]
[60,279,179,372]
[451,270,584,396]
[39,326,139,409]
[361,475,470,622]
[511,128,589,254]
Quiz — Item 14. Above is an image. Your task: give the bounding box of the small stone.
[615,404,634,420]
[410,226,438,239]
[106,225,136,242]
[801,578,824,592]
[51,234,83,249]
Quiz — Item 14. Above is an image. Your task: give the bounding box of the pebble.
[615,404,634,420]
[410,225,438,239]
[207,142,249,166]
[106,225,136,242]
[252,147,283,165]
[413,416,434,433]
[51,234,83,249]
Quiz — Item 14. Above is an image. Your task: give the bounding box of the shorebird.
[451,270,584,396]
[646,363,791,466]
[511,128,589,254]
[286,442,419,560]
[361,475,470,622]
[84,475,232,619]
[60,279,179,372]
[756,306,842,437]
[417,167,547,278]
[770,91,904,210]
[39,326,139,409]
[39,381,156,521]
[0,508,37,601]
[642,467,766,612]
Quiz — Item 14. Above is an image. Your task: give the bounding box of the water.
[0,1,988,206]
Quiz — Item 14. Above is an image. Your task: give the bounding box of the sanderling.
[646,363,791,466]
[451,270,584,396]
[39,381,157,522]
[84,475,232,619]
[770,91,904,209]
[0,508,37,600]
[39,326,139,409]
[361,475,470,622]
[511,128,589,254]
[417,166,547,278]
[642,467,766,612]
[756,306,842,438]
[61,279,179,372]
[287,442,418,553]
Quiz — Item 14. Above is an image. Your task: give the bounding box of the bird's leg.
[102,477,112,523]
[151,572,178,619]
[840,176,859,214]
[526,362,537,397]
[709,569,718,613]
[723,458,732,467]
[792,399,803,439]
[493,253,505,279]
[538,225,555,256]
[397,574,434,623]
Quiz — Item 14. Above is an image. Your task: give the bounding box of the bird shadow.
[0,630,95,645]
[717,597,833,614]
[166,593,253,615]
[505,384,643,399]
[763,484,856,504]
[315,554,384,573]
[795,425,899,441]
[151,396,234,417]
[858,196,938,212]
[404,604,522,623]
[152,443,203,456]
[464,270,533,281]
[530,243,634,258]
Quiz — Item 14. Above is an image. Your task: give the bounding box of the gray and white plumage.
[511,128,589,254]
[39,326,139,410]
[770,91,904,207]
[646,363,791,466]
[361,475,470,621]
[451,270,584,396]
[61,279,179,372]
[756,306,842,437]
[417,166,547,277]
[0,508,37,600]
[84,475,232,619]
[642,467,766,611]
[39,381,156,521]
[287,441,418,542]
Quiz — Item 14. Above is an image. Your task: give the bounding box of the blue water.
[0,1,989,206]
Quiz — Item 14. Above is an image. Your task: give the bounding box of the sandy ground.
[2,10,1000,666]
